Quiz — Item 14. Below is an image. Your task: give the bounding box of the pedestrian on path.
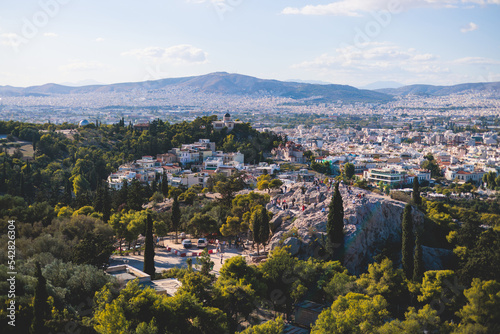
[220,252,224,264]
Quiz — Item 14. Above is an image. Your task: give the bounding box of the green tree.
[418,270,464,319]
[238,317,285,334]
[260,246,298,319]
[172,196,181,243]
[456,278,500,334]
[31,262,50,334]
[72,174,90,198]
[356,258,409,317]
[327,182,344,259]
[268,178,283,191]
[311,293,389,334]
[128,178,145,211]
[412,177,421,206]
[402,204,414,279]
[143,212,155,278]
[161,172,169,196]
[343,162,355,180]
[214,278,256,333]
[196,248,214,276]
[413,231,424,282]
[187,213,218,236]
[250,205,270,255]
[377,305,443,334]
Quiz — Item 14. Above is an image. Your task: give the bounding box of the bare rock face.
[269,182,424,275]
[422,246,454,271]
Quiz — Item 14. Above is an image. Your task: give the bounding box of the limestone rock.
[283,237,301,256]
[269,182,425,275]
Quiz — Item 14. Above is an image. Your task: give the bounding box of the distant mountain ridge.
[0,72,391,103]
[377,81,500,96]
[1,72,498,102]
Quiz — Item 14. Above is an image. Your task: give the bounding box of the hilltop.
[0,72,391,103]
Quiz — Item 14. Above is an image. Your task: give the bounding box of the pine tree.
[143,212,155,278]
[413,176,421,205]
[128,179,144,211]
[327,182,344,246]
[401,204,414,279]
[413,231,424,282]
[172,196,181,244]
[31,262,49,334]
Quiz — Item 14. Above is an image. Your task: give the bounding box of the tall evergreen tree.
[161,172,169,196]
[412,176,422,205]
[94,182,105,213]
[327,183,344,247]
[102,183,111,223]
[259,207,271,252]
[143,212,155,278]
[413,230,424,282]
[127,179,144,211]
[31,262,49,334]
[250,206,263,255]
[172,196,181,243]
[401,204,414,279]
[116,180,128,209]
[63,178,72,205]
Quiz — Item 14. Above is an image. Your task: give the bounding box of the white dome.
[79,119,90,127]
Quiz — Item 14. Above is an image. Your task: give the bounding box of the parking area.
[110,235,245,276]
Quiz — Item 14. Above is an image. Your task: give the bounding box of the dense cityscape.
[2,0,500,333]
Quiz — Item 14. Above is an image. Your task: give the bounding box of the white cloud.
[1,33,22,47]
[282,0,498,16]
[291,42,452,85]
[43,32,58,38]
[460,22,478,33]
[122,44,208,64]
[293,42,439,72]
[453,57,500,65]
[59,61,106,72]
[95,37,105,42]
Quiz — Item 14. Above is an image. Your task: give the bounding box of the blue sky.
[0,0,499,87]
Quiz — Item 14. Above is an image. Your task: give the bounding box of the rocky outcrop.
[268,182,425,275]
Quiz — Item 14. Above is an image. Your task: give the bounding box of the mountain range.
[0,72,498,103]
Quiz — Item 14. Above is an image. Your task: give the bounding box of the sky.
[0,0,499,88]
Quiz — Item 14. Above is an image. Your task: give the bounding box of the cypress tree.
[413,231,424,282]
[161,172,169,196]
[258,207,270,252]
[250,207,262,255]
[402,204,414,279]
[102,184,111,223]
[63,178,72,205]
[172,196,181,243]
[31,262,49,334]
[143,212,155,278]
[413,176,421,205]
[327,182,344,246]
[93,182,105,213]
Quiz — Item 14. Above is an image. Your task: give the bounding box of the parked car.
[197,238,208,248]
[182,239,192,249]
